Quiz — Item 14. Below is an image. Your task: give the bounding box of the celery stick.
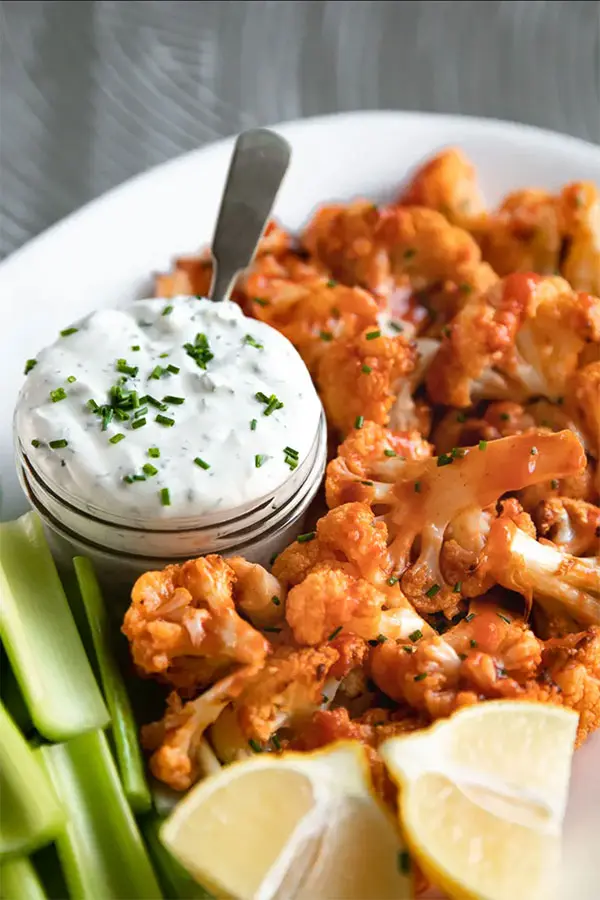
[40,730,162,900]
[0,648,32,736]
[73,556,151,812]
[0,513,109,741]
[142,816,212,899]
[0,704,64,861]
[0,857,47,900]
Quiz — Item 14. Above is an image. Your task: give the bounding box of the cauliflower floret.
[567,361,600,477]
[122,555,270,692]
[426,273,600,408]
[560,183,600,294]
[326,430,585,617]
[486,515,600,626]
[316,328,419,435]
[534,498,600,557]
[397,148,487,230]
[539,628,600,745]
[141,665,258,790]
[226,557,286,628]
[326,420,432,510]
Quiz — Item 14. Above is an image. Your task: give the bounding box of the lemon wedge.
[380,701,578,900]
[160,740,412,900]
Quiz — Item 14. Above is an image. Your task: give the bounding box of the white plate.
[1,111,599,895]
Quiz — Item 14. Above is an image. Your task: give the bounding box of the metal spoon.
[208,128,291,302]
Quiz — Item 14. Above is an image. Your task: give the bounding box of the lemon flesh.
[160,741,411,900]
[380,701,578,900]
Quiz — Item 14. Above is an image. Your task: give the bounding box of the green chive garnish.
[409,629,423,642]
[162,395,185,405]
[60,327,78,337]
[250,419,257,431]
[116,359,139,377]
[366,330,381,340]
[500,412,510,421]
[328,625,343,641]
[134,406,148,418]
[263,626,281,634]
[470,639,477,648]
[148,447,160,458]
[297,531,316,543]
[87,399,99,412]
[403,248,416,260]
[255,391,270,404]
[253,298,269,307]
[384,448,396,457]
[456,412,466,423]
[123,475,134,484]
[49,439,68,450]
[361,480,374,487]
[109,433,126,445]
[160,488,171,506]
[453,582,462,593]
[155,415,174,427]
[398,851,411,874]
[320,331,333,342]
[248,739,263,753]
[497,613,511,624]
[355,415,364,429]
[390,321,404,333]
[50,388,67,403]
[478,440,488,451]
[184,333,213,369]
[361,364,372,374]
[244,334,264,350]
[551,479,559,489]
[425,583,441,598]
[149,366,164,380]
[255,454,266,468]
[465,613,476,622]
[284,447,299,459]
[142,463,158,477]
[131,345,140,351]
[67,375,77,384]
[414,672,427,682]
[131,417,147,429]
[166,364,180,375]
[264,395,284,416]
[31,439,42,448]
[141,395,167,410]
[414,481,421,493]
[24,359,37,375]
[162,304,173,316]
[326,279,337,288]
[159,352,169,359]
[530,446,538,455]
[387,576,399,586]
[194,457,210,470]
[271,596,281,606]
[272,734,282,751]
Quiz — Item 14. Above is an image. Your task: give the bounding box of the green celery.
[40,730,162,900]
[0,704,64,861]
[143,817,212,899]
[73,557,151,812]
[0,514,109,741]
[0,857,48,900]
[0,648,32,736]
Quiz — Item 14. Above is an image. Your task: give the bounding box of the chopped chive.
[264,395,284,416]
[134,406,148,419]
[166,364,180,375]
[141,395,166,409]
[470,639,478,648]
[248,739,263,753]
[500,412,510,421]
[530,446,538,455]
[425,583,441,598]
[326,279,338,288]
[497,613,512,624]
[272,734,282,751]
[50,388,67,403]
[155,415,174,427]
[414,481,421,493]
[551,479,559,489]
[465,613,476,622]
[123,475,134,484]
[403,248,416,260]
[160,488,171,506]
[149,366,164,380]
[255,454,266,468]
[402,646,415,654]
[131,418,147,430]
[398,850,411,874]
[142,464,158,477]
[450,447,467,459]
[361,364,372,374]
[60,327,79,337]
[271,596,281,606]
[320,331,333,342]
[24,359,37,375]
[437,453,453,467]
[442,326,452,338]
[459,282,472,293]
[409,629,423,642]
[86,398,99,412]
[194,457,210,470]
[328,625,343,641]
[67,375,77,384]
[132,474,146,482]
[113,408,130,422]
[297,531,316,543]
[31,439,42,448]
[478,439,488,451]
[390,321,404,333]
[263,626,281,634]
[109,433,126,445]
[162,395,185,405]
[414,672,427,682]
[255,391,270,404]
[49,439,68,450]
[456,412,467,423]
[250,418,257,431]
[387,576,399,586]
[244,334,264,350]
[361,480,374,486]
[284,446,299,459]
[366,330,381,340]
[252,298,269,307]
[162,304,173,316]
[458,653,467,661]
[131,345,140,352]
[148,447,160,458]
[384,448,396,457]
[322,694,329,703]
[355,415,364,429]
[183,332,213,369]
[269,552,278,566]
[116,359,139,377]
[159,353,169,359]
[453,582,462,593]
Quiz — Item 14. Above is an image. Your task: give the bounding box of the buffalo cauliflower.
[534,497,600,557]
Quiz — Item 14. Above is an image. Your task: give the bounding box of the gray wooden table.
[1,0,599,260]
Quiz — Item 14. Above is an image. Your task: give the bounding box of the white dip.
[16,297,322,519]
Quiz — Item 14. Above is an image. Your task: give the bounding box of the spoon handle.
[209,128,291,302]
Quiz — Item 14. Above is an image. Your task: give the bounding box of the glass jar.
[15,412,327,599]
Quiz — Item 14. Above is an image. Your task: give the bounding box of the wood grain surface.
[1,0,599,258]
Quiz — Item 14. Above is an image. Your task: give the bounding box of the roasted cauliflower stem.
[327,430,585,616]
[426,273,600,408]
[303,202,497,303]
[485,516,600,626]
[316,328,420,435]
[141,666,258,791]
[480,181,600,293]
[154,219,291,301]
[534,498,600,557]
[397,147,487,231]
[122,555,270,692]
[225,557,286,629]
